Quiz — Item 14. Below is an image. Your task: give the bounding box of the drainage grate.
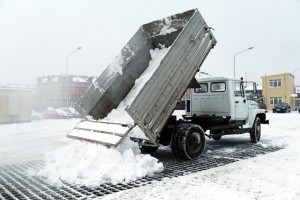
[0,143,283,199]
[204,140,284,160]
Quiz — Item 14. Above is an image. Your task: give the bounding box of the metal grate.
[204,140,284,160]
[0,143,283,199]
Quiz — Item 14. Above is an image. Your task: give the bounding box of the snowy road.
[1,113,300,199]
[0,119,80,166]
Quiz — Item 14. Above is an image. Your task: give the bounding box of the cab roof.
[197,76,241,82]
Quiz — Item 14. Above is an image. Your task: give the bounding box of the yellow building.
[261,73,295,111]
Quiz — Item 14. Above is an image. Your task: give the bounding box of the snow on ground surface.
[101,112,300,200]
[0,119,77,166]
[34,138,163,187]
[0,112,300,200]
[1,112,300,199]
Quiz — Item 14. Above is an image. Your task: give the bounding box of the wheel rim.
[188,132,201,153]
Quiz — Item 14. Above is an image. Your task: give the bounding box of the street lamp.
[199,71,212,77]
[233,47,254,77]
[293,67,300,90]
[293,67,300,109]
[293,68,300,76]
[66,47,82,119]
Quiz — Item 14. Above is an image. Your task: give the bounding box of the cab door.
[233,81,248,120]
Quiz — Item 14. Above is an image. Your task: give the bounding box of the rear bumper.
[273,109,287,113]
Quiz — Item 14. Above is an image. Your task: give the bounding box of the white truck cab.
[183,76,268,143]
[189,77,258,121]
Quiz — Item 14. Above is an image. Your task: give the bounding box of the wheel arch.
[245,109,267,127]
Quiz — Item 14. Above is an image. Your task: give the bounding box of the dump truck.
[68,9,269,160]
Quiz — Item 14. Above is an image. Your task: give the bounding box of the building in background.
[0,88,32,123]
[33,75,95,112]
[261,73,295,111]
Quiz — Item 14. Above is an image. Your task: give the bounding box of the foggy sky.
[1,0,300,86]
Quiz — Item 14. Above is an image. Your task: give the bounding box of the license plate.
[276,109,280,111]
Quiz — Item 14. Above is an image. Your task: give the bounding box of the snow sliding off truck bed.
[68,9,217,159]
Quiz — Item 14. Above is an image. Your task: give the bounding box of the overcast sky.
[1,0,300,86]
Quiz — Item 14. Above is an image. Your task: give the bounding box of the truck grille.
[0,142,283,199]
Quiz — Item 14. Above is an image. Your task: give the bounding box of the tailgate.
[67,120,134,147]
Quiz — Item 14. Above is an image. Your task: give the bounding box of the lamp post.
[293,67,300,110]
[293,68,300,76]
[66,47,82,119]
[199,71,212,77]
[293,68,300,93]
[233,47,254,77]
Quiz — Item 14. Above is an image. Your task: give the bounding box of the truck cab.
[189,76,257,121]
[183,76,268,142]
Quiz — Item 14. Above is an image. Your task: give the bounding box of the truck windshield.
[234,82,243,97]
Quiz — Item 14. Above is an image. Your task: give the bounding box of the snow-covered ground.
[0,119,79,166]
[1,112,300,199]
[103,112,300,200]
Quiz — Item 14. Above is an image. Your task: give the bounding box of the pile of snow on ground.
[35,46,170,187]
[36,139,163,187]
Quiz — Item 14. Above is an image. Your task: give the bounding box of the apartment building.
[33,75,95,111]
[261,73,294,111]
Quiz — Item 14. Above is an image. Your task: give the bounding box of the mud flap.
[67,120,135,147]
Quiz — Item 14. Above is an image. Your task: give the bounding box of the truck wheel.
[171,123,188,157]
[250,117,261,143]
[177,124,206,160]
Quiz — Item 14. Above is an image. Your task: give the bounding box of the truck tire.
[250,117,261,143]
[171,123,188,157]
[177,123,206,160]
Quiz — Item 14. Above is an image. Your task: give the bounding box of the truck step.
[67,120,134,147]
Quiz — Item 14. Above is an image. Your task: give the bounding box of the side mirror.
[253,83,257,94]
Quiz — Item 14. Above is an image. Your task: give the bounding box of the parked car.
[42,107,72,119]
[272,102,291,113]
[31,110,42,120]
[60,107,82,118]
[258,102,267,110]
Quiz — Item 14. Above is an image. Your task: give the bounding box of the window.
[234,82,243,97]
[270,97,282,105]
[211,82,226,92]
[194,83,208,93]
[269,79,282,88]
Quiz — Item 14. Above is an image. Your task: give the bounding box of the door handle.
[235,101,239,103]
